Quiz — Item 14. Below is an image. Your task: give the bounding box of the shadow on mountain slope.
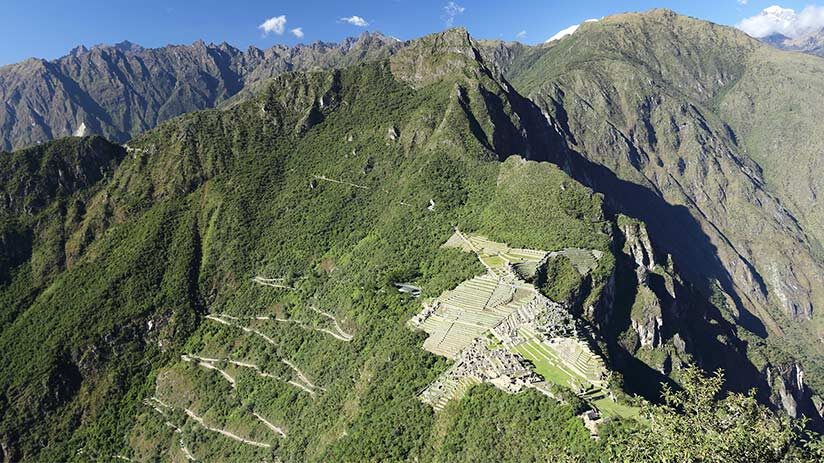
[517,92,769,339]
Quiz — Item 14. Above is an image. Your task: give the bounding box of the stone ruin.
[420,338,542,410]
[413,231,611,412]
[491,291,579,346]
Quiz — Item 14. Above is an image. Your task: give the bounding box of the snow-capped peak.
[545,19,599,43]
[762,5,795,17]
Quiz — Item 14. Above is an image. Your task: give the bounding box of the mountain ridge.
[2,10,824,461]
[0,31,402,151]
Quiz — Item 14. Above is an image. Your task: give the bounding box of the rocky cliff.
[0,33,400,151]
[496,10,824,395]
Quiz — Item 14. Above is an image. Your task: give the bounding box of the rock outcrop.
[766,362,824,427]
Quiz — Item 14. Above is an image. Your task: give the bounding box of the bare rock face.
[766,362,823,424]
[0,33,401,151]
[631,310,663,349]
[622,220,655,273]
[618,217,667,349]
[260,69,344,135]
[1,439,13,463]
[620,217,657,286]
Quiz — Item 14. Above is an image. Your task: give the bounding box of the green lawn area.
[481,255,506,268]
[514,342,578,386]
[593,396,641,420]
[514,341,642,420]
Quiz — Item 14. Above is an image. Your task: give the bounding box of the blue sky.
[0,0,818,66]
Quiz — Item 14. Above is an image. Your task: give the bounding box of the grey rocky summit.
[0,32,401,151]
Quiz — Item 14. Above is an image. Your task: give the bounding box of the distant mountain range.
[761,29,824,56]
[0,33,401,151]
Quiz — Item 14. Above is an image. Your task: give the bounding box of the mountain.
[0,29,630,461]
[2,10,824,462]
[494,9,824,398]
[738,5,824,56]
[0,32,401,152]
[761,29,824,56]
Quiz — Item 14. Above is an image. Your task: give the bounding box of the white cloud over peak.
[341,15,369,27]
[516,30,527,39]
[443,2,465,27]
[737,5,824,38]
[291,27,304,38]
[259,15,287,36]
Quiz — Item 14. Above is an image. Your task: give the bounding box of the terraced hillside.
[410,232,626,418]
[1,18,823,461]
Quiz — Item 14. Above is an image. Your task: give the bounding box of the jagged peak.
[389,27,488,87]
[89,40,144,54]
[420,27,473,48]
[69,45,89,56]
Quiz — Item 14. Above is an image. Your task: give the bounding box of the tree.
[607,367,824,462]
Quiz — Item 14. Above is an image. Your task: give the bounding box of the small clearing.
[252,276,294,290]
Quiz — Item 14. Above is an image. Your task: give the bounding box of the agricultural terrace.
[412,231,637,420]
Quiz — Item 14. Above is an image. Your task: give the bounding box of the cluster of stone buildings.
[420,338,542,410]
[491,290,579,347]
[413,232,611,417]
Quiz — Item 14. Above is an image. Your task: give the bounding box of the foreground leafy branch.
[606,367,824,462]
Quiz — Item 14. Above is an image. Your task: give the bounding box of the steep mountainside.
[2,11,824,462]
[499,9,824,401]
[0,33,400,151]
[0,29,615,461]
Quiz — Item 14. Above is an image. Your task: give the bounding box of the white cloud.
[516,30,527,39]
[738,0,748,5]
[443,1,465,27]
[737,5,824,38]
[341,15,369,27]
[259,15,287,36]
[291,27,304,38]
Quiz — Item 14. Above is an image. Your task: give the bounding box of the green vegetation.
[607,367,824,462]
[0,49,626,461]
[479,158,610,253]
[515,341,580,387]
[536,255,584,303]
[432,386,603,462]
[1,19,823,462]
